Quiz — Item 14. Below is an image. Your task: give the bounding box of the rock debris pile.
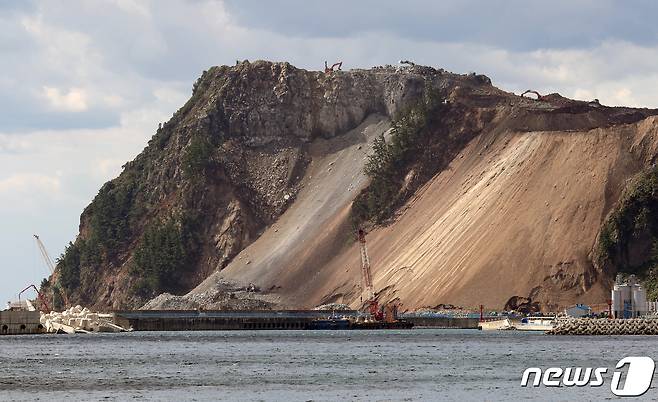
[40,305,129,334]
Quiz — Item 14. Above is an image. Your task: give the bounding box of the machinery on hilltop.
[324,60,342,74]
[521,89,542,100]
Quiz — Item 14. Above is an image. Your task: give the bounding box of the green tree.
[132,218,189,296]
[57,242,81,292]
[597,166,658,300]
[353,86,444,224]
[183,135,213,178]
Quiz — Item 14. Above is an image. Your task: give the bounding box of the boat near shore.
[515,316,555,332]
[478,316,555,332]
[478,318,512,331]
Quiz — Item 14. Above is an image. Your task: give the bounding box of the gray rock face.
[60,61,469,309]
[189,61,436,142]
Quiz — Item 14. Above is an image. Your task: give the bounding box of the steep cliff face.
[52,61,464,309]
[51,60,658,311]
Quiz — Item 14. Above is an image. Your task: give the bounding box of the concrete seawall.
[114,310,361,331]
[0,310,44,335]
[403,317,479,329]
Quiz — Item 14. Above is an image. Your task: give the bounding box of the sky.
[2,0,658,304]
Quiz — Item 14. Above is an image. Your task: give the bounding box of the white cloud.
[42,86,88,112]
[0,173,61,195]
[21,14,99,79]
[0,135,32,154]
[111,0,152,18]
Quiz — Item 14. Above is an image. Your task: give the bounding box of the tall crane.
[34,235,55,273]
[358,228,374,300]
[357,228,383,320]
[34,234,69,308]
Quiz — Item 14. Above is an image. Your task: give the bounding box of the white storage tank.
[611,274,650,318]
[612,287,623,317]
[620,284,632,318]
[633,286,648,316]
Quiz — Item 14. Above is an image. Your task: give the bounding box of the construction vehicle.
[359,228,406,321]
[18,284,50,312]
[357,228,381,319]
[355,229,412,328]
[305,228,412,330]
[34,234,69,309]
[521,90,542,100]
[324,60,342,74]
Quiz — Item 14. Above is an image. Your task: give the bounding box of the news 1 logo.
[521,357,655,396]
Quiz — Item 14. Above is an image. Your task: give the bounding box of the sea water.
[0,329,655,401]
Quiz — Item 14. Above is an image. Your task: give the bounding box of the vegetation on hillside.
[597,166,658,300]
[130,213,202,297]
[54,168,142,298]
[131,218,187,297]
[50,68,221,303]
[352,86,475,226]
[183,134,214,178]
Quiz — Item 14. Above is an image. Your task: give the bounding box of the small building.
[565,304,592,318]
[612,274,648,318]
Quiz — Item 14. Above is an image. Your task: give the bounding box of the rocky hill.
[47,60,658,312]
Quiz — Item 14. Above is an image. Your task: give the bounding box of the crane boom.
[34,234,55,273]
[33,234,69,309]
[358,229,374,301]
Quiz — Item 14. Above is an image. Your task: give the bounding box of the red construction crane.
[357,228,383,321]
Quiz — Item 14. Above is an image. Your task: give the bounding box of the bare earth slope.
[309,116,658,311]
[150,70,658,311]
[51,60,658,311]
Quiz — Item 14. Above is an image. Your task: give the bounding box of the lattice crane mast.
[34,235,55,273]
[34,234,69,308]
[357,228,383,320]
[358,228,374,300]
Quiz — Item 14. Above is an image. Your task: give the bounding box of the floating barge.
[113,310,413,331]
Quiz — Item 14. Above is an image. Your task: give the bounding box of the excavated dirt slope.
[311,116,658,311]
[153,89,658,311]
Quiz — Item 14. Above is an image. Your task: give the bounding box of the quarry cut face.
[48,60,658,312]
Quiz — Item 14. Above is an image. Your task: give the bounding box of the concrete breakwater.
[549,317,658,335]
